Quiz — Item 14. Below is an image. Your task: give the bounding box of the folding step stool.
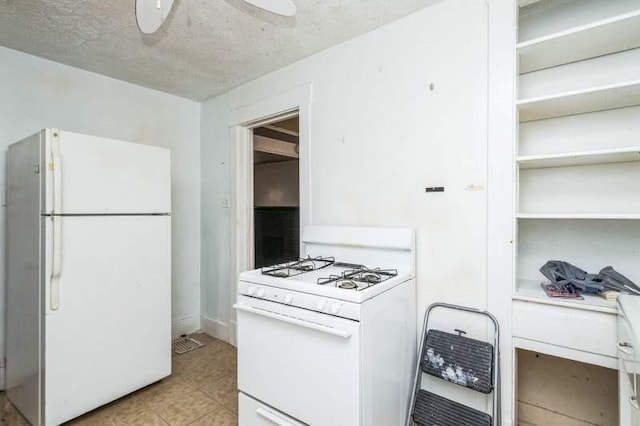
[406,303,500,426]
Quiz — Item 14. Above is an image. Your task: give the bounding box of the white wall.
[201,0,491,382]
[0,47,203,379]
[198,1,519,421]
[200,93,232,338]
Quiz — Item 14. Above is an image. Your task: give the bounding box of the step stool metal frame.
[406,302,501,426]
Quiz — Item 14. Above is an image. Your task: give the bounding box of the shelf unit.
[515,0,640,312]
[512,2,640,422]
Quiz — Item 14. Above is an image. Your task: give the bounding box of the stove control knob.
[257,288,266,298]
[284,294,294,304]
[316,300,326,310]
[247,286,256,296]
[330,303,340,315]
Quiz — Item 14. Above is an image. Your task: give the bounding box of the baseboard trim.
[229,320,237,347]
[200,315,230,342]
[172,314,201,339]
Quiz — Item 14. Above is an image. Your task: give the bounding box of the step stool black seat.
[413,389,492,426]
[422,329,494,394]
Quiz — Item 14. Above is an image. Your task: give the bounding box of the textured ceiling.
[0,0,432,101]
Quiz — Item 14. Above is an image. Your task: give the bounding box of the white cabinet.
[515,0,640,316]
[514,0,640,423]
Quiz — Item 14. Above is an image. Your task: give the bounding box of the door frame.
[227,84,312,345]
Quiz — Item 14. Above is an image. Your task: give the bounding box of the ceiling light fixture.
[135,0,296,35]
[136,0,175,34]
[243,0,296,17]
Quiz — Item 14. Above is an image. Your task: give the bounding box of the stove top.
[260,257,398,292]
[242,265,412,305]
[240,226,414,305]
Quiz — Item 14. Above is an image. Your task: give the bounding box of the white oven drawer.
[235,295,361,426]
[239,393,306,426]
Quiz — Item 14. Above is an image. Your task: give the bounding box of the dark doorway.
[253,116,300,268]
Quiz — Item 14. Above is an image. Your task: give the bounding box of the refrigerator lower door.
[43,215,171,425]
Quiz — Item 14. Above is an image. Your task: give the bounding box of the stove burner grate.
[317,266,398,291]
[261,256,335,278]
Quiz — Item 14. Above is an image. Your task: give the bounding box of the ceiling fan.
[136,0,296,34]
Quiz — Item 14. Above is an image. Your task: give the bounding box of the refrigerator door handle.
[51,131,62,310]
[51,215,62,310]
[52,129,62,214]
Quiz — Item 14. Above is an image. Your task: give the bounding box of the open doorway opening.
[252,116,300,268]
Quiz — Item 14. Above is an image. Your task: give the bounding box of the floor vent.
[172,336,204,355]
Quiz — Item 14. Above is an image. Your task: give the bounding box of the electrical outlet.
[221,198,230,209]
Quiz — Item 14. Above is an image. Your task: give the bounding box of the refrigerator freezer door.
[43,215,171,425]
[44,129,171,214]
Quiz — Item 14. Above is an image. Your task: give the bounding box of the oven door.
[235,294,361,426]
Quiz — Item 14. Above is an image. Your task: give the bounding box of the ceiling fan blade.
[243,0,296,17]
[136,0,175,34]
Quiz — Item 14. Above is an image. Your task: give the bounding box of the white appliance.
[235,225,416,426]
[6,129,172,426]
[617,295,640,425]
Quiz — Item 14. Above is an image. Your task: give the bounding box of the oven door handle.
[233,303,353,339]
[256,407,296,426]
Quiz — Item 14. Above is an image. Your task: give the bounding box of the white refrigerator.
[6,129,172,425]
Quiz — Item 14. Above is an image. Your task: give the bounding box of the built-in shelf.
[517,9,640,74]
[517,147,640,169]
[517,79,640,122]
[517,213,640,220]
[514,279,618,314]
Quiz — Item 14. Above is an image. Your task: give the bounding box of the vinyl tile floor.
[0,333,238,426]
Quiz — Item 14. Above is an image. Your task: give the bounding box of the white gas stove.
[235,225,416,426]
